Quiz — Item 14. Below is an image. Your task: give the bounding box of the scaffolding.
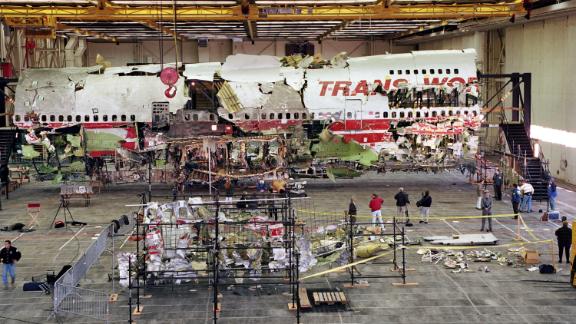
[130,193,305,323]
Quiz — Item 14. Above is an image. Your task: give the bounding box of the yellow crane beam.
[56,22,117,42]
[0,3,525,21]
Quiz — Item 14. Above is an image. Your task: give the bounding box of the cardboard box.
[523,250,540,264]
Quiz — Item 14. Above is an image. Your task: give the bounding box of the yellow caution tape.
[296,208,519,221]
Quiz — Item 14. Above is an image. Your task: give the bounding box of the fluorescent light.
[530,125,576,149]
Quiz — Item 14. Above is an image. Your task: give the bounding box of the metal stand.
[50,196,76,229]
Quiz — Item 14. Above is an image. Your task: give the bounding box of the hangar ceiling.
[0,0,528,42]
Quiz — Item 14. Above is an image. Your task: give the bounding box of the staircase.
[500,123,548,200]
[0,128,17,165]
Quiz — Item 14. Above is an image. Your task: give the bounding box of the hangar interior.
[1,1,576,323]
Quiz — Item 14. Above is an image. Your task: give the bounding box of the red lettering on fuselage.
[319,81,334,96]
[332,81,352,96]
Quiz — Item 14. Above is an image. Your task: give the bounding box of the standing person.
[224,177,234,203]
[417,191,432,224]
[555,216,572,264]
[348,197,357,226]
[492,168,503,201]
[480,190,493,232]
[548,178,558,211]
[394,188,411,224]
[1,240,21,289]
[369,194,385,238]
[171,184,178,201]
[511,183,521,219]
[520,180,535,213]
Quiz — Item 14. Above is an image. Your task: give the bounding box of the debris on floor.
[423,233,498,245]
[418,246,530,272]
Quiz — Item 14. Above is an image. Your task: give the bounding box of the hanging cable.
[172,0,179,67]
[159,0,164,68]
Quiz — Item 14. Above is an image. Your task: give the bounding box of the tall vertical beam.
[523,73,531,137]
[0,22,6,61]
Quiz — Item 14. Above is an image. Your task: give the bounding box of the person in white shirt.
[519,180,535,213]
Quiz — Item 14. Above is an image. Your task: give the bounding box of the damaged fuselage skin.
[12,49,482,165]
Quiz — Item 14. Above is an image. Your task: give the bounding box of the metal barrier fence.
[53,224,113,321]
[55,284,110,320]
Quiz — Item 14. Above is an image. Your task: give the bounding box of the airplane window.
[121,115,126,121]
[455,68,459,74]
[15,115,21,122]
[438,69,443,74]
[58,115,65,122]
[440,111,446,116]
[413,70,418,75]
[302,113,307,119]
[432,111,437,117]
[407,112,413,118]
[294,112,299,119]
[112,115,117,121]
[448,110,453,116]
[67,115,73,122]
[389,70,394,75]
[50,115,55,122]
[24,115,29,122]
[41,115,47,122]
[346,112,353,118]
[286,113,291,119]
[84,115,90,122]
[422,69,426,74]
[311,113,315,119]
[446,69,451,74]
[400,112,405,118]
[383,112,389,118]
[209,114,215,121]
[93,115,99,122]
[424,112,429,117]
[430,69,435,74]
[375,112,380,118]
[405,70,410,75]
[103,115,108,122]
[463,110,468,115]
[269,113,275,119]
[473,111,478,116]
[228,113,233,119]
[244,114,250,120]
[75,115,81,122]
[456,110,460,115]
[184,114,190,121]
[397,70,402,75]
[278,113,283,119]
[261,113,266,120]
[391,112,397,118]
[416,112,421,118]
[193,114,199,121]
[130,115,136,121]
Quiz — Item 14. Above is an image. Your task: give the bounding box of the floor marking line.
[59,227,86,251]
[438,267,482,315]
[442,219,462,235]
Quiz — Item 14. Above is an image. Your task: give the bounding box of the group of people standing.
[347,189,433,235]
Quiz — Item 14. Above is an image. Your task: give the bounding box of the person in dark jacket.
[1,240,20,289]
[481,190,493,232]
[417,191,432,224]
[348,197,357,226]
[492,168,503,201]
[511,183,521,219]
[394,188,410,224]
[555,217,572,264]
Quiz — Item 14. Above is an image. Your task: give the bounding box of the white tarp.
[183,62,221,81]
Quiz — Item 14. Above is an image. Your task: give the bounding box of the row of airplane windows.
[347,109,479,119]
[229,109,478,121]
[390,68,460,76]
[228,112,309,120]
[15,114,137,123]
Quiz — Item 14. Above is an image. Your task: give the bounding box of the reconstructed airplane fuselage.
[12,49,482,159]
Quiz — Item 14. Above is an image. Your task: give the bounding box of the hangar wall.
[414,14,576,184]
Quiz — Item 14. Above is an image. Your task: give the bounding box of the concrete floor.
[1,171,575,324]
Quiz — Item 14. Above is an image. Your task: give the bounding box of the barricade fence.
[53,224,113,321]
